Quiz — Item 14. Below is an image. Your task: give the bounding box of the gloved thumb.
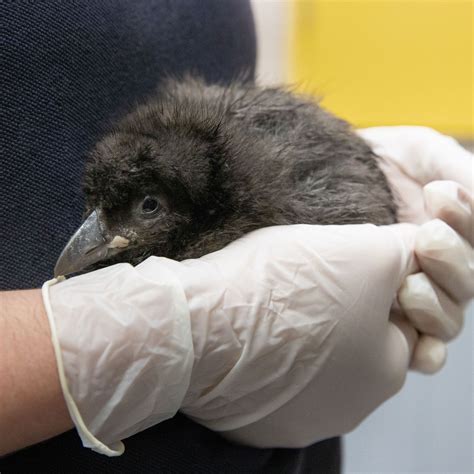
[382,223,420,288]
[377,223,420,372]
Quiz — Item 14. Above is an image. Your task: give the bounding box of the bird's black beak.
[54,210,129,277]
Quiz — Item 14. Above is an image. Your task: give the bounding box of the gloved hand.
[358,127,473,373]
[42,126,473,454]
[44,222,419,454]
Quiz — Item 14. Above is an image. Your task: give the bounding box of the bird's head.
[54,86,272,277]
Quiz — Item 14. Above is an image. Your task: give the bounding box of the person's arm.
[2,224,418,456]
[1,128,472,456]
[0,290,72,456]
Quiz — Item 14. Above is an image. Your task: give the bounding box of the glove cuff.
[42,263,194,456]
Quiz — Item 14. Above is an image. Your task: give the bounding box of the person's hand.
[358,126,474,373]
[44,222,420,453]
[358,126,472,224]
[42,127,472,454]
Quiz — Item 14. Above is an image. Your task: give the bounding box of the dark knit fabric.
[0,1,341,472]
[1,0,256,290]
[1,415,341,474]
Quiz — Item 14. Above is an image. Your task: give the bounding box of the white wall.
[251,0,289,85]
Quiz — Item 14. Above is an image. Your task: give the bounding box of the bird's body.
[56,77,397,275]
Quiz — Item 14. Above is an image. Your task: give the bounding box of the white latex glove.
[42,126,473,454]
[358,127,474,373]
[43,222,419,455]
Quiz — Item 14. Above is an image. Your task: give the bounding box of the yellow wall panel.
[290,0,473,138]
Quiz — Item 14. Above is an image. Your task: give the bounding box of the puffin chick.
[55,77,397,276]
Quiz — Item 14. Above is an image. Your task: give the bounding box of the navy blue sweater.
[0,1,340,472]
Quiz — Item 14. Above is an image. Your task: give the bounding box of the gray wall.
[345,302,473,473]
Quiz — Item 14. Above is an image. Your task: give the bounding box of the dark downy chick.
[55,77,397,276]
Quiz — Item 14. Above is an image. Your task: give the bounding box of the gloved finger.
[390,304,447,375]
[410,335,447,374]
[416,219,474,302]
[399,272,464,341]
[380,320,413,398]
[424,180,473,246]
[389,307,418,358]
[383,223,420,288]
[358,126,473,189]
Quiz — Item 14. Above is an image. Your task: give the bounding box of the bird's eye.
[141,196,160,215]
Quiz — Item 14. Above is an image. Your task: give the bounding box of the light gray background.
[344,302,473,474]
